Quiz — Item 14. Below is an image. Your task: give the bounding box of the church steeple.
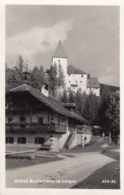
[53,40,67,58]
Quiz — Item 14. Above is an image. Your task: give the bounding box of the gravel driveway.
[6,151,115,188]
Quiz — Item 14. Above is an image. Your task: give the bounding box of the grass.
[6,156,63,170]
[72,151,120,189]
[101,150,120,161]
[6,145,39,152]
[62,143,120,153]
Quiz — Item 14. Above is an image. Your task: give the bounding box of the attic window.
[75,71,78,73]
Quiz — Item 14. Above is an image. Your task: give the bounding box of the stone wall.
[77,133,92,146]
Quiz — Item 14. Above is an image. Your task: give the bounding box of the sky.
[6,5,119,86]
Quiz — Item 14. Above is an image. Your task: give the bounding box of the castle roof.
[87,77,100,88]
[67,65,87,74]
[53,41,67,58]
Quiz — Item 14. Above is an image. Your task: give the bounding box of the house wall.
[86,88,100,96]
[77,133,92,146]
[6,131,51,146]
[6,110,49,124]
[6,110,68,126]
[66,74,87,93]
[65,74,100,96]
[54,86,64,99]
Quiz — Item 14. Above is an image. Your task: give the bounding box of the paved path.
[6,152,115,188]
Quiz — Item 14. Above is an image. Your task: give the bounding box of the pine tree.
[47,64,58,90]
[82,92,99,125]
[97,85,111,129]
[14,55,26,81]
[61,89,69,103]
[75,89,83,113]
[30,66,39,90]
[6,56,26,90]
[105,91,120,135]
[38,65,46,88]
[68,89,75,103]
[58,63,65,87]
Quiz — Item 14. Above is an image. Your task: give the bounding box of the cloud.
[6,19,74,67]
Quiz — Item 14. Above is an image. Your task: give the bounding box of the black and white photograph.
[1,1,122,193]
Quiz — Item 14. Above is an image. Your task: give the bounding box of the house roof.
[53,40,67,58]
[62,103,76,107]
[67,65,87,75]
[9,84,89,124]
[87,77,100,88]
[70,110,89,124]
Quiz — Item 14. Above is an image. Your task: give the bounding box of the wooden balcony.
[6,123,67,133]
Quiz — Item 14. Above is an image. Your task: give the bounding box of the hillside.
[100,83,120,95]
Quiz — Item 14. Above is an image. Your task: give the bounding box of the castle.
[50,40,100,97]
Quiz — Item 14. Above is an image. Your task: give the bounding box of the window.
[73,87,75,89]
[73,75,75,76]
[20,117,25,122]
[80,81,82,83]
[68,74,70,76]
[35,137,45,144]
[8,117,13,123]
[38,117,43,124]
[81,75,83,77]
[76,81,77,83]
[18,137,26,144]
[69,81,70,83]
[6,137,14,144]
[68,88,70,90]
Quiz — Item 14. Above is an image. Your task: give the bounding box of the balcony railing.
[76,125,92,134]
[6,123,67,133]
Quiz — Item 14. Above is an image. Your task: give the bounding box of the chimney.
[41,83,49,97]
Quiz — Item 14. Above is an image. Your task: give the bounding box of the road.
[6,152,115,188]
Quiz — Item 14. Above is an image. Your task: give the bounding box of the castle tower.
[52,40,68,79]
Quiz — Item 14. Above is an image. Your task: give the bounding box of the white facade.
[86,87,100,96]
[52,57,67,79]
[66,73,87,94]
